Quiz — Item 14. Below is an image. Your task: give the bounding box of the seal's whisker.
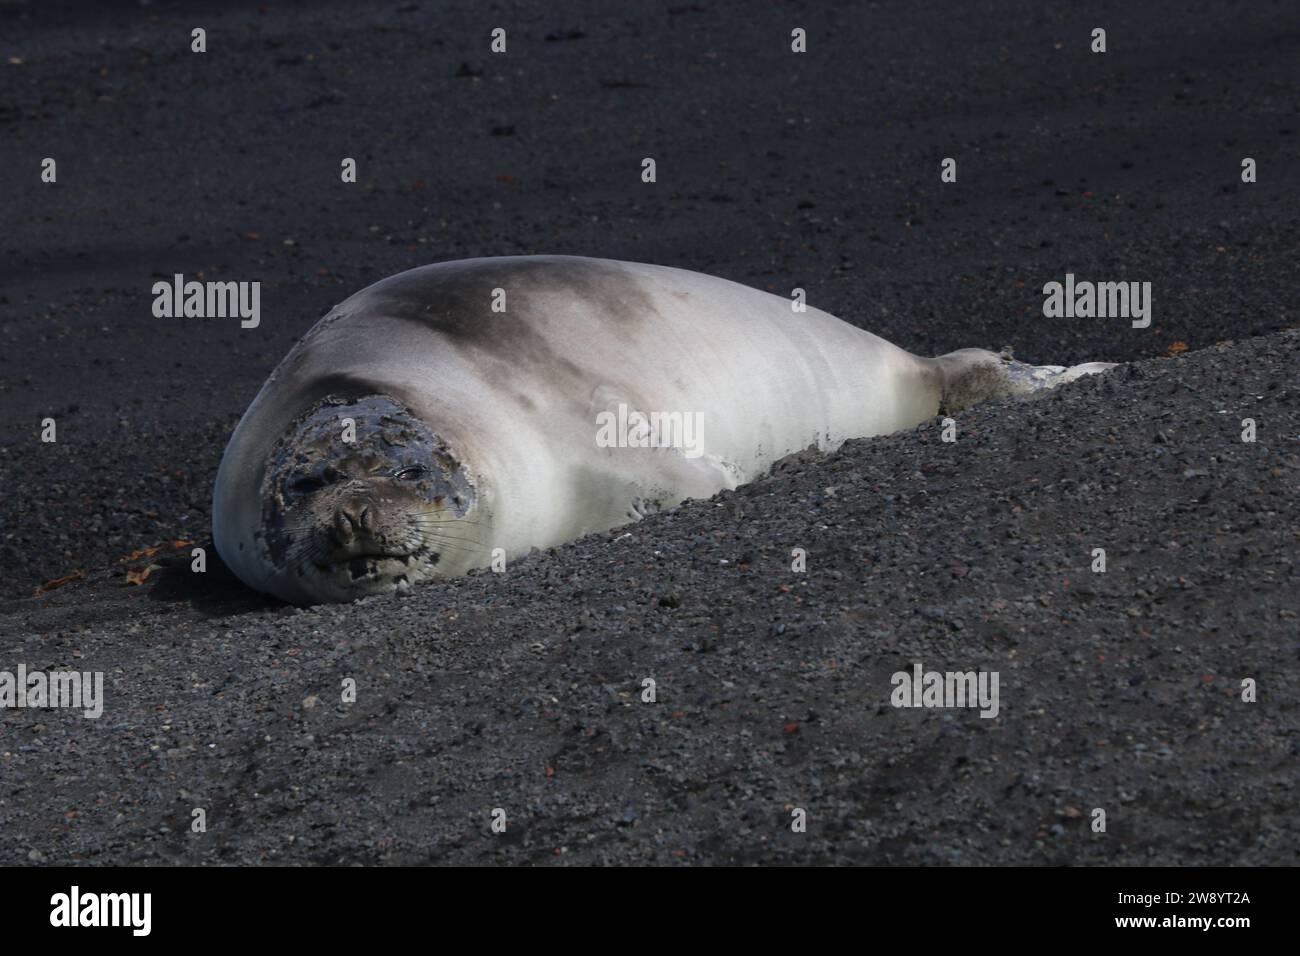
[424,537,487,555]
[410,514,484,527]
[418,533,487,553]
[409,519,485,537]
[410,528,487,546]
[287,539,327,568]
[416,529,488,549]
[286,550,323,579]
[410,515,484,529]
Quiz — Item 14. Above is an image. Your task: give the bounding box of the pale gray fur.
[213,256,1112,603]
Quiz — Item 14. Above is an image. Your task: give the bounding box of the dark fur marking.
[356,258,661,415]
[362,257,657,347]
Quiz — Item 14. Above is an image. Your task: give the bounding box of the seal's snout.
[332,496,374,544]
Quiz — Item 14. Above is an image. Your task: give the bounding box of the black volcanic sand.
[0,1,1296,864]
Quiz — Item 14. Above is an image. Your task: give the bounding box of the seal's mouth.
[314,552,419,581]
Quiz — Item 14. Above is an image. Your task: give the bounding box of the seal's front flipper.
[625,451,745,521]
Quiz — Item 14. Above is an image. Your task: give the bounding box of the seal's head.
[259,394,477,603]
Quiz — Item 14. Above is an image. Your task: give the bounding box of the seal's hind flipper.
[1004,359,1118,393]
[935,348,1116,414]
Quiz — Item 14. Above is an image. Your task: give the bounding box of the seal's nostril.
[333,499,373,543]
[333,508,355,542]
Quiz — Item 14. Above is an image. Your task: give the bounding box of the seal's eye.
[290,476,325,495]
[395,466,427,481]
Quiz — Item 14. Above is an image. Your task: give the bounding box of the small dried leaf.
[34,570,86,596]
[125,565,157,586]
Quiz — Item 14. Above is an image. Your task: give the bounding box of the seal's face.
[259,394,477,603]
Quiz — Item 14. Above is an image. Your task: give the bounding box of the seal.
[213,255,1112,604]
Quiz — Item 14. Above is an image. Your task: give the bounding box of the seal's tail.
[933,348,1117,415]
